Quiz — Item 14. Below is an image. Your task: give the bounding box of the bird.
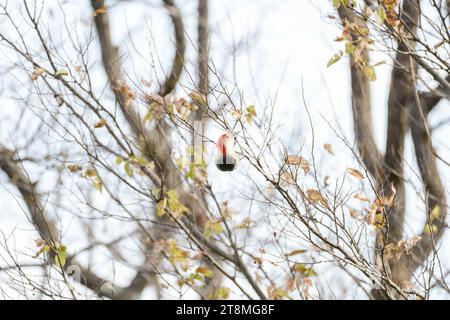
[215,133,237,171]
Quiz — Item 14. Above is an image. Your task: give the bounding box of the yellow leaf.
[236,217,253,229]
[208,287,230,300]
[54,244,67,269]
[378,6,386,24]
[424,223,438,235]
[366,205,385,228]
[92,178,103,193]
[268,285,289,300]
[94,118,107,128]
[246,105,256,116]
[167,189,179,201]
[204,219,223,239]
[212,220,223,234]
[156,199,167,217]
[375,211,384,227]
[245,105,257,124]
[151,187,161,199]
[293,263,317,277]
[365,66,377,81]
[124,159,134,177]
[430,205,441,220]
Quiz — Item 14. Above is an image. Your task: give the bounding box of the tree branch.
[338,6,384,181]
[382,0,420,244]
[160,0,186,96]
[0,146,146,299]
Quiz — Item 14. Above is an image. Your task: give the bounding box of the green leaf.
[156,199,167,217]
[175,156,185,171]
[138,156,148,166]
[208,287,230,300]
[430,205,441,220]
[55,69,69,77]
[124,159,134,177]
[35,247,45,258]
[94,118,107,128]
[204,226,212,239]
[167,189,179,202]
[166,239,189,267]
[212,221,223,234]
[379,6,386,24]
[196,266,214,278]
[294,263,317,277]
[193,274,203,282]
[364,66,377,81]
[345,41,356,55]
[93,178,103,193]
[204,220,223,239]
[143,110,153,124]
[245,105,257,124]
[187,164,195,179]
[424,223,438,235]
[54,245,67,269]
[246,105,256,115]
[327,53,342,67]
[165,189,189,218]
[115,156,123,166]
[151,187,161,198]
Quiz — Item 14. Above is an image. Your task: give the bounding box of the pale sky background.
[1,0,450,299]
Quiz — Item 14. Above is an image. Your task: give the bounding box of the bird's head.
[217,133,234,156]
[216,132,237,172]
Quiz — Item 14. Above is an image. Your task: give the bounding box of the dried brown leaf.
[287,249,307,256]
[323,143,334,155]
[353,193,370,202]
[67,164,82,173]
[94,6,107,16]
[346,168,364,180]
[285,155,310,174]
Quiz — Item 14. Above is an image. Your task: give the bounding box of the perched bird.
[215,133,237,171]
